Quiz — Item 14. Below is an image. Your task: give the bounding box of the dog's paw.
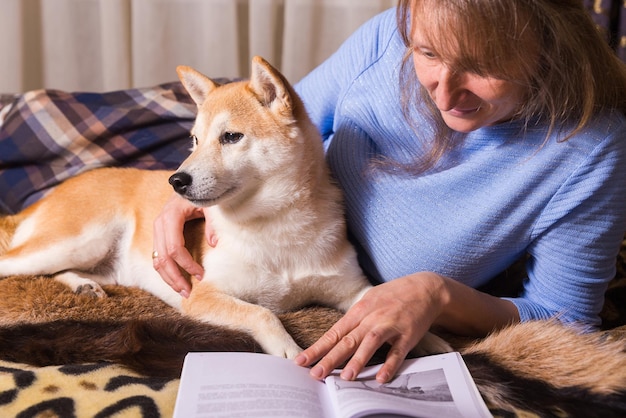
[259,335,303,359]
[54,272,107,298]
[272,344,303,360]
[281,344,304,360]
[75,282,107,298]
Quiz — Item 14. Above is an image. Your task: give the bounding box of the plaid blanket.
[0,84,197,214]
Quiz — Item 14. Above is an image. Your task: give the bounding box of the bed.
[1,85,625,418]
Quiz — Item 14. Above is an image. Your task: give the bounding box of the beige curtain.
[0,0,396,93]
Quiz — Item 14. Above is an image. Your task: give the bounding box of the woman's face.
[411,26,527,133]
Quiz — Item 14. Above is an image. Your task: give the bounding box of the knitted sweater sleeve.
[509,123,626,327]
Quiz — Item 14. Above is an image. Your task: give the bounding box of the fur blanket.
[0,265,625,417]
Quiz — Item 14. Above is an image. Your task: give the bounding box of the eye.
[219,131,244,145]
[416,47,437,60]
[190,134,199,146]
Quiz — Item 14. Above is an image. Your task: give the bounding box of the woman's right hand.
[152,193,215,297]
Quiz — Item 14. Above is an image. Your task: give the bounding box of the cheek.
[496,88,525,117]
[476,81,523,109]
[479,86,526,124]
[412,55,434,88]
[494,78,523,98]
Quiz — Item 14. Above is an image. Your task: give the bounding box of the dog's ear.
[176,66,219,107]
[249,56,293,116]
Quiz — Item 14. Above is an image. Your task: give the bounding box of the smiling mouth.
[186,186,236,207]
[447,106,482,116]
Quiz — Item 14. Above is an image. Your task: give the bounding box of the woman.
[152,0,626,383]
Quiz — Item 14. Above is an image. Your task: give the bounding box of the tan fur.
[0,214,17,253]
[2,169,174,257]
[463,320,626,395]
[0,275,176,326]
[0,56,450,359]
[0,274,341,350]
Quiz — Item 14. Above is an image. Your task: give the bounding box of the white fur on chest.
[200,243,320,312]
[199,218,368,313]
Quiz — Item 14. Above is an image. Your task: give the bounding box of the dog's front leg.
[181,280,303,359]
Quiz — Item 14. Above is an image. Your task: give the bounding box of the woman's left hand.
[294,272,447,383]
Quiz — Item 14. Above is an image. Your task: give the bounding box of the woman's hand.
[152,193,216,297]
[295,272,447,383]
[294,271,519,383]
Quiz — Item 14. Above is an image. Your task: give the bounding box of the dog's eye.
[220,132,243,145]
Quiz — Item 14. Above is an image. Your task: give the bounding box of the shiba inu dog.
[0,56,449,359]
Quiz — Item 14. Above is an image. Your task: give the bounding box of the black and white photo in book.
[327,368,463,417]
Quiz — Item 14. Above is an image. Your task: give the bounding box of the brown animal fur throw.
[0,274,625,417]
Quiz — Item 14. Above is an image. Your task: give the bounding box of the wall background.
[0,0,396,93]
[0,0,623,94]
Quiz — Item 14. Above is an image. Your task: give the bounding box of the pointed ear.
[176,65,219,106]
[249,56,293,115]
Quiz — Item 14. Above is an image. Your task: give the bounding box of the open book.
[173,351,491,418]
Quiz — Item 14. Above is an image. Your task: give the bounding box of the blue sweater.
[295,8,626,326]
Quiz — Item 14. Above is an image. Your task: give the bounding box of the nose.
[169,172,193,195]
[432,66,463,111]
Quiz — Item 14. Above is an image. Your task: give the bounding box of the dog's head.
[171,56,319,216]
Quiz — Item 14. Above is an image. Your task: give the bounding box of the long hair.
[392,0,626,174]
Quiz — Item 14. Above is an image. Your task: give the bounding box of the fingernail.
[310,365,324,380]
[179,290,190,298]
[376,371,390,383]
[195,274,203,280]
[294,354,305,366]
[340,368,354,381]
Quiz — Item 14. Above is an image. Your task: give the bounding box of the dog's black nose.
[169,172,193,194]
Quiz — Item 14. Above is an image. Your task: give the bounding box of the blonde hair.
[393,0,626,173]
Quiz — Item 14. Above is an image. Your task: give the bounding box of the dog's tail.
[0,315,625,416]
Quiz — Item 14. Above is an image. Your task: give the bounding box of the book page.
[173,352,334,418]
[325,352,491,418]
